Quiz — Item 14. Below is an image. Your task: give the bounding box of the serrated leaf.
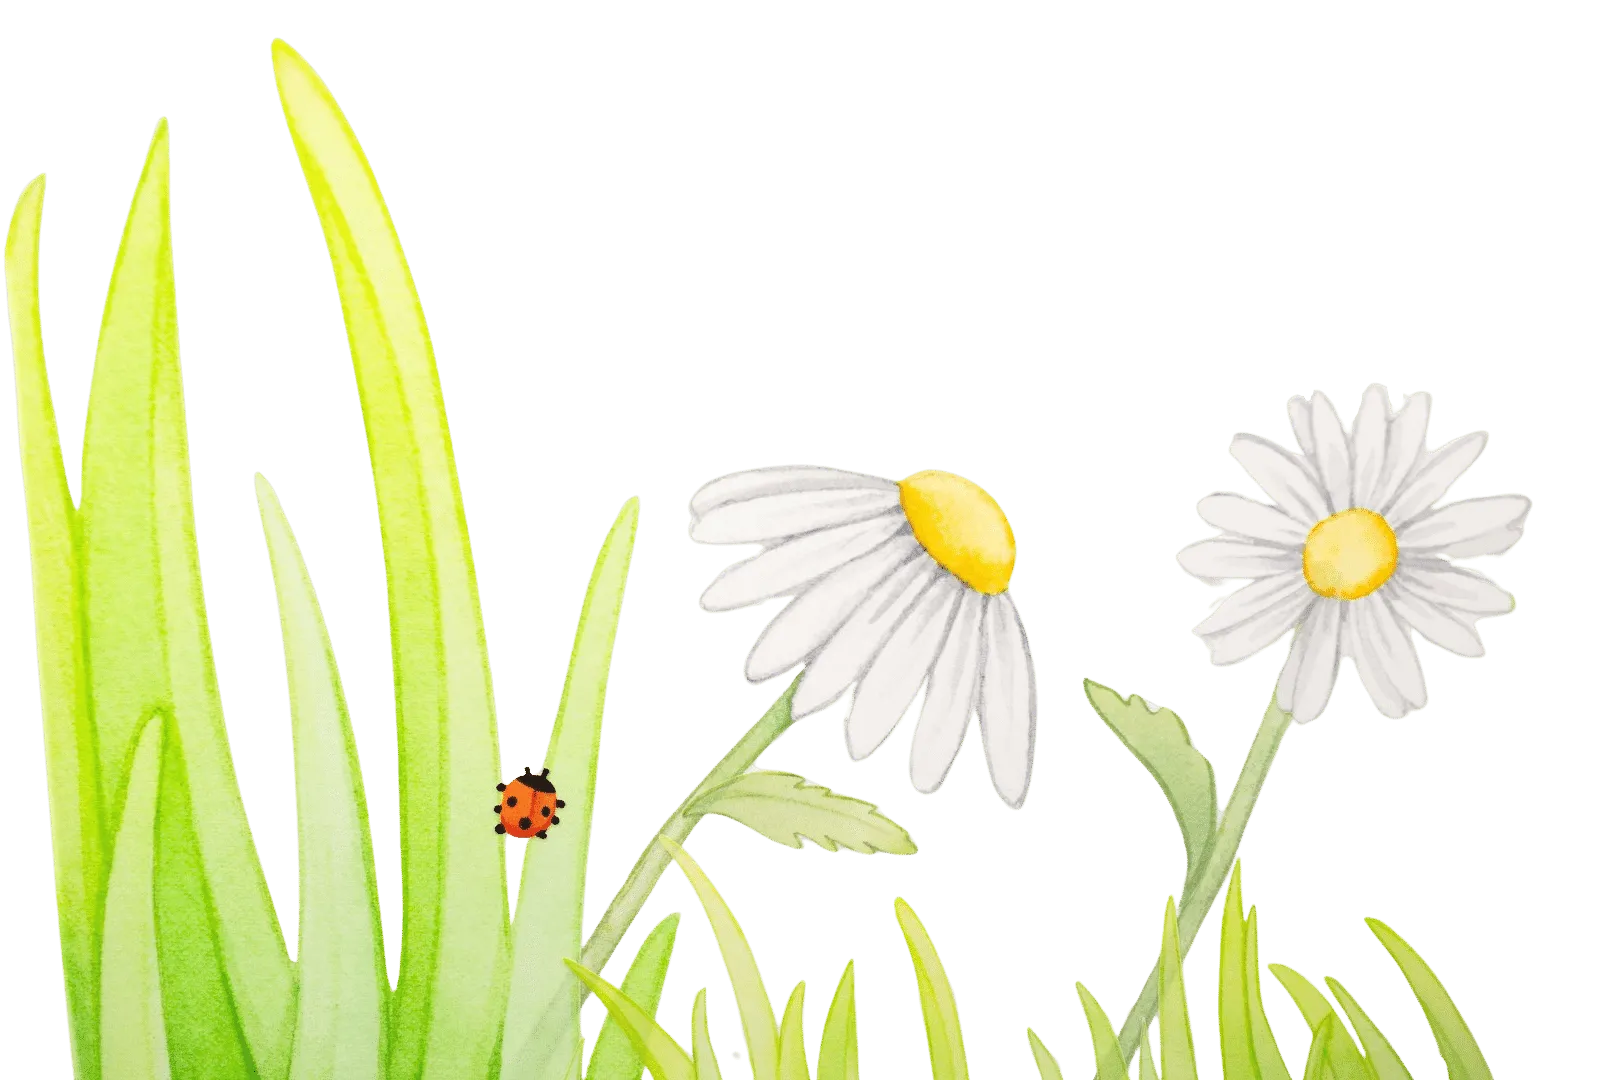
[663,839,778,1080]
[817,962,859,1080]
[687,771,916,854]
[1084,681,1216,889]
[896,899,969,1080]
[1324,979,1413,1080]
[565,962,694,1080]
[1243,912,1291,1080]
[1365,920,1493,1080]
[1157,901,1197,1080]
[273,40,510,1080]
[1028,1030,1065,1080]
[780,982,812,1080]
[1076,982,1128,1080]
[1268,966,1369,1080]
[258,477,388,1080]
[693,992,721,1080]
[588,914,681,1080]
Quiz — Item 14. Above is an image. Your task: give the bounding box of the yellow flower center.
[898,470,1016,594]
[1302,508,1399,600]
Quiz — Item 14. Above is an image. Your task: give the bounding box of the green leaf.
[1365,920,1493,1080]
[257,477,388,1079]
[663,838,779,1080]
[1243,912,1291,1080]
[1219,866,1259,1080]
[565,962,695,1080]
[1301,1018,1334,1080]
[1156,901,1197,1080]
[98,714,168,1080]
[687,771,916,854]
[1324,980,1413,1080]
[273,40,511,1079]
[780,982,812,1080]
[1028,1030,1065,1080]
[895,898,969,1080]
[1075,982,1129,1080]
[816,962,859,1080]
[80,118,295,1079]
[7,173,103,1080]
[1268,966,1369,1080]
[1083,682,1216,890]
[588,914,681,1080]
[692,991,721,1080]
[1139,1035,1158,1080]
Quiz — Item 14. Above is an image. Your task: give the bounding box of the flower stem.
[1106,694,1291,1073]
[579,681,798,975]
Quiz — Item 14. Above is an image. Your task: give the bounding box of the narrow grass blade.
[780,982,812,1080]
[816,961,859,1080]
[1324,979,1413,1080]
[1268,966,1369,1080]
[273,40,510,1078]
[1301,1019,1333,1080]
[693,991,721,1080]
[510,499,640,1080]
[1365,920,1493,1080]
[587,913,681,1080]
[895,898,969,1080]
[1243,913,1291,1080]
[98,715,168,1080]
[1138,1034,1158,1080]
[8,175,103,1080]
[1028,1030,1064,1080]
[80,120,294,1078]
[1218,865,1259,1080]
[564,961,695,1080]
[663,838,778,1080]
[687,771,915,853]
[1075,982,1128,1080]
[1155,901,1197,1080]
[258,477,388,1079]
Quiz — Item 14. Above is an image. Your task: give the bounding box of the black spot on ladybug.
[506,796,518,807]
[518,817,531,830]
[494,824,506,834]
[539,806,551,819]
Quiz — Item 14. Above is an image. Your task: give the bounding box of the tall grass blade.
[1268,966,1369,1080]
[1028,1030,1064,1080]
[816,961,859,1080]
[1243,912,1291,1080]
[1075,982,1128,1080]
[272,40,510,1078]
[7,174,103,1080]
[1301,1018,1334,1080]
[257,477,388,1079]
[587,913,681,1080]
[692,991,721,1080]
[1218,865,1259,1080]
[1155,902,1197,1080]
[1138,1033,1158,1080]
[780,981,812,1080]
[894,898,969,1080]
[1365,920,1493,1080]
[564,962,695,1080]
[1324,979,1413,1080]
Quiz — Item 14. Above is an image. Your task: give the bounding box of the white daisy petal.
[1385,581,1485,657]
[910,594,987,790]
[1194,575,1315,664]
[1397,561,1514,615]
[1230,435,1331,524]
[1398,496,1531,556]
[794,558,939,718]
[1346,601,1409,719]
[1196,494,1308,545]
[1349,385,1392,509]
[845,580,961,760]
[1287,395,1316,458]
[700,511,907,611]
[1382,432,1488,527]
[1370,392,1432,512]
[745,533,920,681]
[692,487,902,545]
[1178,537,1302,581]
[690,465,895,519]
[1355,594,1426,716]
[1277,599,1343,722]
[979,593,1036,808]
[1310,392,1353,512]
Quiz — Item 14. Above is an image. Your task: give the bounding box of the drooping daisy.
[690,466,1035,807]
[1179,386,1529,722]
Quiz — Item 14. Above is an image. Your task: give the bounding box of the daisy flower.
[690,466,1036,807]
[1179,386,1529,722]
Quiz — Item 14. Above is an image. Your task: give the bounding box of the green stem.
[1107,694,1291,1073]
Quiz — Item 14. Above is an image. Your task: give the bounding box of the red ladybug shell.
[495,767,564,839]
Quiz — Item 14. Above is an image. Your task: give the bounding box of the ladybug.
[495,767,565,839]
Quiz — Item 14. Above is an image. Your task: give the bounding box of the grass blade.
[1075,982,1128,1080]
[895,898,969,1080]
[1301,1019,1333,1080]
[1324,979,1413,1080]
[780,982,812,1080]
[1028,1030,1064,1080]
[257,477,388,1079]
[565,962,695,1080]
[80,119,294,1078]
[687,771,915,854]
[1243,912,1291,1080]
[816,961,859,1080]
[1219,865,1259,1080]
[1365,920,1493,1080]
[693,991,721,1080]
[1268,966,1369,1080]
[663,838,778,1080]
[8,174,103,1080]
[1156,901,1197,1080]
[272,40,510,1078]
[1138,1033,1158,1080]
[587,913,681,1080]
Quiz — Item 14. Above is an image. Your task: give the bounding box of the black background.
[6,35,1535,1080]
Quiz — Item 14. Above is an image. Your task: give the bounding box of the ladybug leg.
[555,799,566,809]
[538,831,548,839]
[493,805,501,813]
[496,783,506,792]
[494,824,506,835]
[551,815,561,826]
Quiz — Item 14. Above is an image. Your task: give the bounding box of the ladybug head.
[516,766,556,793]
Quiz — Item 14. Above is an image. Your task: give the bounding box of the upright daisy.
[690,466,1036,807]
[1180,386,1529,722]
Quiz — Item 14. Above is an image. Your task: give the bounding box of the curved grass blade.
[1156,901,1196,1080]
[272,40,510,1078]
[780,981,812,1080]
[1301,1018,1333,1080]
[687,771,915,854]
[693,991,721,1080]
[1243,912,1291,1080]
[257,477,388,1079]
[510,499,640,1080]
[1138,1034,1158,1080]
[1324,979,1413,1080]
[1268,966,1369,1080]
[98,714,168,1080]
[1075,982,1128,1080]
[587,913,681,1080]
[80,119,294,1079]
[817,961,859,1080]
[895,898,969,1080]
[1219,866,1259,1080]
[1365,920,1493,1080]
[1028,1029,1065,1080]
[8,174,103,1080]
[565,962,695,1080]
[663,838,778,1080]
